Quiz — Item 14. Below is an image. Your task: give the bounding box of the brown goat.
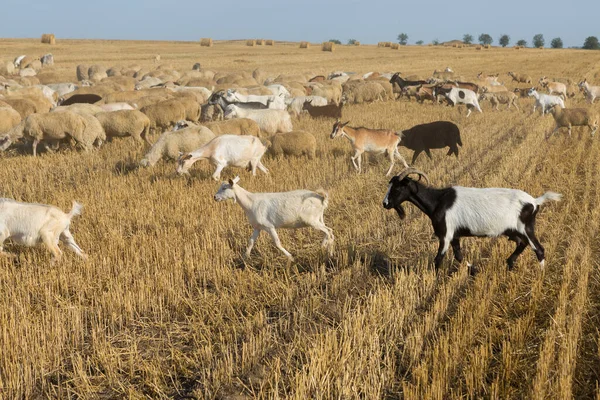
[302,100,343,119]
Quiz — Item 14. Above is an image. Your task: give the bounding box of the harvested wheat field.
[2,38,600,399]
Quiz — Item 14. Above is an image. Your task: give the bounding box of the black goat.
[399,121,462,164]
[59,94,103,106]
[302,100,343,119]
[389,73,429,91]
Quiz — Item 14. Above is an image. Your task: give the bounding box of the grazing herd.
[0,52,598,268]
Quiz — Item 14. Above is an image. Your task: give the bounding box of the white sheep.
[527,88,565,115]
[177,134,269,180]
[214,176,334,260]
[224,104,292,134]
[0,199,86,261]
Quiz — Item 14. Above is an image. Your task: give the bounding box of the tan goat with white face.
[330,120,408,176]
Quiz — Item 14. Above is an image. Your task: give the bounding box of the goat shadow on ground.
[113,159,140,176]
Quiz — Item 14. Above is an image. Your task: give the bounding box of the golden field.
[1,39,600,398]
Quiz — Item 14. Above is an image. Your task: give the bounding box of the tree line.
[389,33,600,49]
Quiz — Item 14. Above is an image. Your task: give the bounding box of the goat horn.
[395,168,430,184]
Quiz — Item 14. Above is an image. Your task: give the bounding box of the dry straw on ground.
[0,38,599,399]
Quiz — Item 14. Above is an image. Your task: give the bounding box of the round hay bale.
[322,42,335,52]
[256,39,265,45]
[384,42,392,47]
[200,38,213,47]
[538,46,544,49]
[354,41,360,46]
[390,43,399,49]
[476,45,482,50]
[300,41,310,49]
[246,39,256,46]
[266,40,274,46]
[484,44,491,49]
[41,33,56,45]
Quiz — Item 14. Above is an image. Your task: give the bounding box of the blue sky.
[1,0,597,47]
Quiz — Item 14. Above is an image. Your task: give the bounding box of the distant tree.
[583,36,600,50]
[416,40,424,45]
[516,39,527,47]
[328,39,342,45]
[550,37,563,49]
[347,39,358,45]
[397,33,409,45]
[478,33,493,45]
[499,34,510,47]
[533,34,545,48]
[432,38,440,46]
[463,34,473,45]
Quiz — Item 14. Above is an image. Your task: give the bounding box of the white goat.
[224,104,293,134]
[177,134,269,180]
[265,84,291,98]
[578,79,600,104]
[0,199,86,260]
[527,88,565,115]
[439,87,482,117]
[214,176,334,260]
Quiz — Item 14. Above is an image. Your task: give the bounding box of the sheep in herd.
[77,113,107,148]
[51,104,105,115]
[139,123,215,167]
[46,83,77,98]
[435,87,482,117]
[0,199,86,260]
[383,168,561,269]
[95,110,151,144]
[539,77,567,98]
[578,79,600,104]
[176,134,269,180]
[527,88,565,115]
[98,102,135,112]
[0,111,92,156]
[508,72,532,84]
[203,118,261,137]
[268,130,317,159]
[0,107,22,134]
[302,100,343,119]
[330,120,408,175]
[398,121,462,164]
[140,99,187,132]
[224,104,292,134]
[547,105,598,139]
[342,81,388,103]
[478,89,520,111]
[214,176,334,260]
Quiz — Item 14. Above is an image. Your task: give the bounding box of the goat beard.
[394,205,406,219]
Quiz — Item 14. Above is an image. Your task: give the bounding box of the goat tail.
[535,192,562,207]
[68,201,84,219]
[457,133,463,147]
[315,188,329,208]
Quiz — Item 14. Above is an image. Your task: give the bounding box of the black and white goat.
[382,168,561,269]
